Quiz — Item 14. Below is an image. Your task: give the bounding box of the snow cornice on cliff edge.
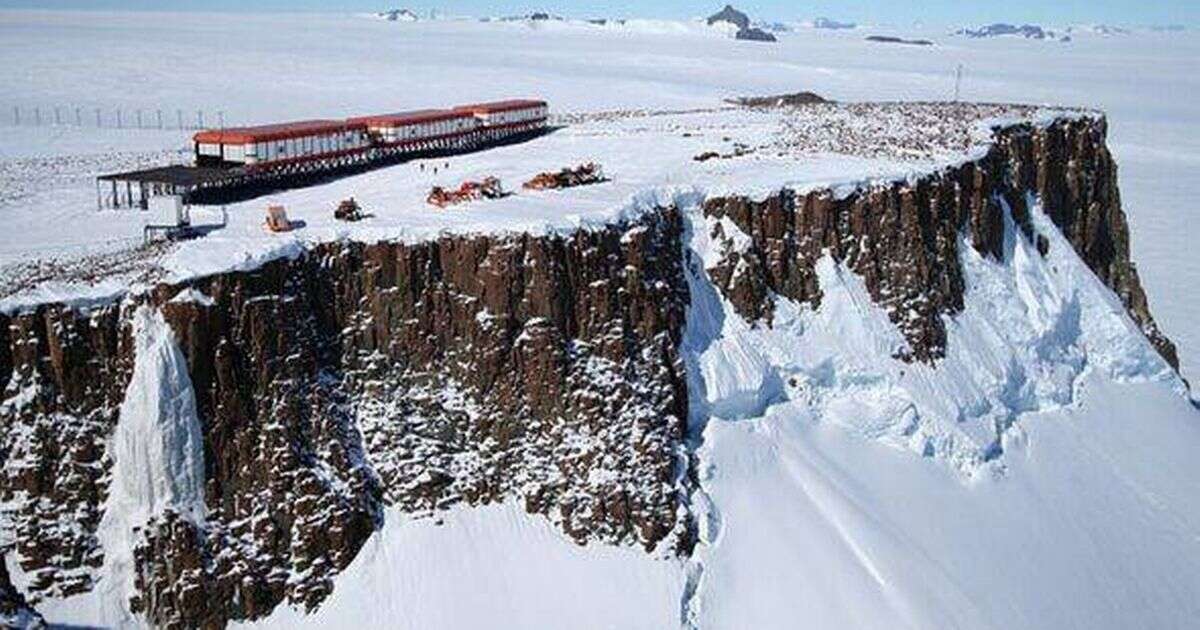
[1,101,1099,316]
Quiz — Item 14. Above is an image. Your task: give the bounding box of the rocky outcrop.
[706,4,777,42]
[706,5,749,30]
[735,28,777,42]
[0,304,132,600]
[865,35,934,46]
[0,555,44,629]
[956,23,1070,42]
[732,91,828,108]
[702,117,1178,367]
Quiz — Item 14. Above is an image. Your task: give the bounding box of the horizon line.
[0,7,1193,29]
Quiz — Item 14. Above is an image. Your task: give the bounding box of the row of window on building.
[193,100,548,167]
[197,130,368,165]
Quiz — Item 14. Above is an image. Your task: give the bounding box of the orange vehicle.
[263,205,293,232]
[522,162,606,190]
[427,177,504,208]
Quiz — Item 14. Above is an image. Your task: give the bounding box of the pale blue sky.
[0,1,1194,28]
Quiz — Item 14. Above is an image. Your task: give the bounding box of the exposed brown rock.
[703,117,1178,367]
[2,210,691,628]
[0,304,133,601]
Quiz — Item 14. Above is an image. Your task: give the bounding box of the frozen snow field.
[1,10,1199,630]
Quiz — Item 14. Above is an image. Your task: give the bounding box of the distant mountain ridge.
[706,4,778,42]
[955,23,1071,42]
[376,8,419,22]
[812,17,856,30]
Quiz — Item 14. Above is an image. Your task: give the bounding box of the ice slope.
[103,306,206,529]
[691,375,1200,630]
[687,195,1182,478]
[681,196,1200,628]
[232,503,686,630]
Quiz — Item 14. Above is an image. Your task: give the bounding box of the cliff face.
[1,209,691,628]
[704,118,1178,368]
[0,116,1180,628]
[0,304,132,600]
[1,554,44,628]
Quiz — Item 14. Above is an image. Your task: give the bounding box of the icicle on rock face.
[95,305,205,622]
[107,306,206,524]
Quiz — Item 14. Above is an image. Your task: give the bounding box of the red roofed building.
[347,109,478,146]
[456,99,549,134]
[193,119,369,168]
[186,98,548,172]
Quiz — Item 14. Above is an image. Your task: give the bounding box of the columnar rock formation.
[704,118,1177,367]
[1,209,691,628]
[0,115,1178,628]
[1,555,44,628]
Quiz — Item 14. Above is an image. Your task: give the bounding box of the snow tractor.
[335,197,366,222]
[427,176,504,208]
[522,162,607,190]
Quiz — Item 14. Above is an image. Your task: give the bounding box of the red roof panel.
[194,119,363,144]
[455,99,547,114]
[347,109,474,127]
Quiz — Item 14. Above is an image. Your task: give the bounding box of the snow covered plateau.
[0,9,1198,630]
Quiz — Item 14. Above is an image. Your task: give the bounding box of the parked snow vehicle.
[335,197,366,222]
[263,205,294,232]
[427,177,504,207]
[522,162,606,190]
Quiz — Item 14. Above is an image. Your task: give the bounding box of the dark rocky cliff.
[0,115,1178,628]
[1,554,44,628]
[704,117,1177,367]
[0,304,131,600]
[1,209,691,628]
